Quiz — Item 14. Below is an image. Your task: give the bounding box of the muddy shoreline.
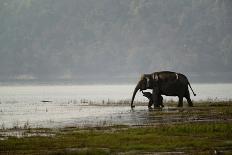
[1,100,232,129]
[1,101,232,154]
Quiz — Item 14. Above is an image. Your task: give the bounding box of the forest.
[0,0,231,83]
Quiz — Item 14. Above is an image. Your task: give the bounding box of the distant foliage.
[0,0,231,82]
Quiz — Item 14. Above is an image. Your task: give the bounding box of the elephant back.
[154,71,178,82]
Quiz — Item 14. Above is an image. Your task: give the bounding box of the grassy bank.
[0,101,232,154]
[0,123,231,154]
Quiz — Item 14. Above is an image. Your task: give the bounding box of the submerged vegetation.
[0,101,232,154]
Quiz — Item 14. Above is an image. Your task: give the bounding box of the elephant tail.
[188,82,196,96]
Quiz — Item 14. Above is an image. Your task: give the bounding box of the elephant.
[142,91,164,108]
[131,71,196,108]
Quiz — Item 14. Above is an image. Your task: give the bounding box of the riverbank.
[0,101,232,154]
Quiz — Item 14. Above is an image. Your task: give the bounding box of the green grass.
[0,122,231,154]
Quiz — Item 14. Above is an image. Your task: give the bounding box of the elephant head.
[131,74,153,108]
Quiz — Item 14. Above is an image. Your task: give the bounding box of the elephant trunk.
[131,82,140,108]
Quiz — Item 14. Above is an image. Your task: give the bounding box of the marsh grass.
[79,99,148,106]
[85,98,232,107]
[0,122,231,154]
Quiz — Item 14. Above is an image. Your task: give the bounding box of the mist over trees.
[0,0,232,84]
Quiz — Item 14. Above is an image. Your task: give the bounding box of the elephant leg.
[152,89,159,107]
[156,95,164,107]
[153,97,159,107]
[177,96,183,107]
[159,95,164,107]
[185,90,193,107]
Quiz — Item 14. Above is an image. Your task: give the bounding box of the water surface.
[0,84,231,128]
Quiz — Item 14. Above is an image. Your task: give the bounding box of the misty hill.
[0,0,232,84]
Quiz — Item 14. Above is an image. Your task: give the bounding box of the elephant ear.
[140,74,145,80]
[152,73,159,81]
[145,77,150,87]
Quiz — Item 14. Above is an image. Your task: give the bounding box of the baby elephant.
[142,91,164,108]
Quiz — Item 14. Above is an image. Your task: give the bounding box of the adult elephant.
[131,71,196,108]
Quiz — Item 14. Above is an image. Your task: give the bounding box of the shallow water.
[0,84,232,128]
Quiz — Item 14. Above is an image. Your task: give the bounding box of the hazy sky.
[0,0,232,83]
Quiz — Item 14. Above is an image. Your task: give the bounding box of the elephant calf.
[142,91,164,108]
